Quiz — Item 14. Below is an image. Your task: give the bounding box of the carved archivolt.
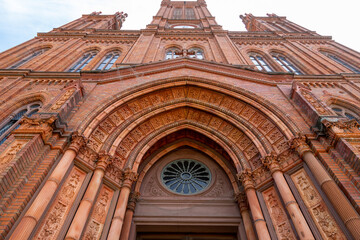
[291,169,346,240]
[34,167,86,240]
[85,85,292,169]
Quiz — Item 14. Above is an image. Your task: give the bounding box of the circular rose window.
[161,159,211,195]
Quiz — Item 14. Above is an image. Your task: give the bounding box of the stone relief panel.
[262,187,296,240]
[82,185,114,240]
[0,140,28,173]
[34,167,86,240]
[291,169,346,240]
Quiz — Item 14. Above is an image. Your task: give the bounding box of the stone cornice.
[80,58,293,85]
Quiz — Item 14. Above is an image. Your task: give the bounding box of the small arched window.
[9,48,49,69]
[331,105,360,123]
[96,51,120,71]
[0,103,42,145]
[321,52,360,74]
[272,54,302,75]
[249,54,273,72]
[68,51,98,72]
[165,48,181,60]
[188,48,204,60]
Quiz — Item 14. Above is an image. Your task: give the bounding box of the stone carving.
[322,119,360,134]
[17,116,56,142]
[69,131,86,153]
[292,169,346,240]
[35,168,86,239]
[244,145,259,160]
[300,89,330,115]
[37,202,66,240]
[105,163,123,183]
[83,220,100,240]
[51,88,76,110]
[0,141,26,172]
[238,168,255,190]
[262,153,281,173]
[263,187,296,240]
[144,176,167,197]
[259,120,275,134]
[78,146,98,168]
[82,186,114,240]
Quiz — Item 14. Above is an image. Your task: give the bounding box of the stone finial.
[115,11,128,29]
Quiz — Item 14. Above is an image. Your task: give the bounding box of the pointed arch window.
[321,52,360,74]
[0,103,42,145]
[165,48,181,60]
[331,105,360,123]
[9,48,49,69]
[96,51,121,71]
[272,54,302,75]
[188,48,204,60]
[68,51,98,72]
[249,54,273,72]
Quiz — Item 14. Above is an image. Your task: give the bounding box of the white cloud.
[0,0,359,52]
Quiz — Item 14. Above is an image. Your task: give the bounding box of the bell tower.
[147,0,222,31]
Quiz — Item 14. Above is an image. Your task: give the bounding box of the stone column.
[262,154,314,239]
[292,136,360,239]
[107,169,138,240]
[65,152,112,240]
[120,191,140,240]
[9,133,85,240]
[236,192,257,240]
[238,170,271,240]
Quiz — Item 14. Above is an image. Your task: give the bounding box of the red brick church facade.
[0,0,360,239]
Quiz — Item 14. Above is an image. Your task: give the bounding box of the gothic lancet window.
[272,54,302,75]
[331,105,360,123]
[249,54,273,72]
[9,48,49,69]
[188,48,204,60]
[96,51,120,71]
[165,48,182,60]
[0,103,42,145]
[321,52,360,74]
[68,51,98,72]
[185,8,195,19]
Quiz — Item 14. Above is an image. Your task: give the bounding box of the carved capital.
[261,153,281,174]
[122,168,138,189]
[69,132,86,153]
[290,135,311,157]
[16,116,56,142]
[235,192,249,212]
[127,191,140,211]
[96,151,113,171]
[237,169,255,191]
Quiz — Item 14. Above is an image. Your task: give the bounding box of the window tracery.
[68,51,98,72]
[96,51,120,71]
[0,103,42,145]
[165,48,182,60]
[249,53,273,72]
[331,105,360,123]
[272,54,302,75]
[9,48,49,69]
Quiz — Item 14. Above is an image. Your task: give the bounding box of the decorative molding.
[15,116,56,142]
[291,169,346,240]
[0,140,27,173]
[50,88,76,111]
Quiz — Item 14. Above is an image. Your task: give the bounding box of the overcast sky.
[0,0,359,53]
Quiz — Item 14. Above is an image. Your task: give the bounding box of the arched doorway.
[132,130,242,239]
